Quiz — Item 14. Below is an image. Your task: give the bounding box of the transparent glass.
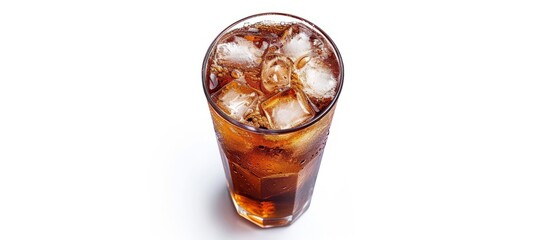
[202,13,344,228]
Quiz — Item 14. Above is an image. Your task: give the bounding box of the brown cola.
[203,13,343,228]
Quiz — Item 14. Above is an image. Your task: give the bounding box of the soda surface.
[205,17,342,227]
[206,21,341,130]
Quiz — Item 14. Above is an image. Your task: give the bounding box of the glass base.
[229,191,311,228]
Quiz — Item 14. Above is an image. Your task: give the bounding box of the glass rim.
[202,12,344,135]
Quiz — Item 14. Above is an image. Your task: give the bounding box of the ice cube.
[215,37,265,68]
[213,81,261,122]
[297,58,337,100]
[261,88,314,130]
[261,55,292,93]
[209,73,218,90]
[281,30,312,61]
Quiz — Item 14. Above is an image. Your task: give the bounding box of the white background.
[1,0,548,239]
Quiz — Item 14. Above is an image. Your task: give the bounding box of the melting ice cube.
[281,30,312,61]
[297,58,337,100]
[213,81,261,122]
[215,37,265,68]
[261,88,314,130]
[261,55,292,93]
